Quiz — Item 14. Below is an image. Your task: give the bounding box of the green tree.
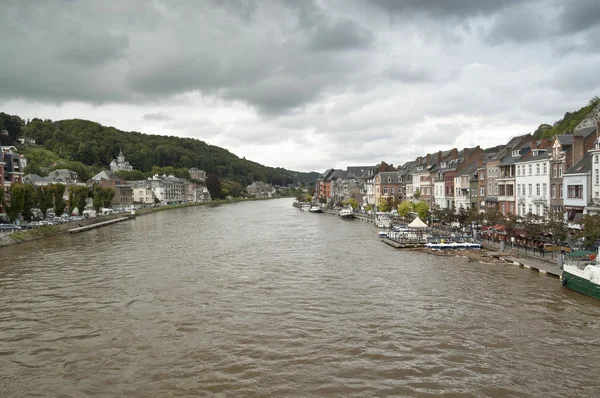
[483,206,503,226]
[205,173,221,201]
[580,215,600,249]
[53,184,67,216]
[377,197,390,212]
[413,201,430,221]
[73,186,89,215]
[343,197,359,210]
[93,186,104,212]
[413,189,421,200]
[6,184,26,223]
[38,186,54,218]
[21,184,36,221]
[502,213,520,237]
[398,200,412,218]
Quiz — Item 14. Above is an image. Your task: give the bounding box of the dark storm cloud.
[558,0,600,34]
[307,19,374,51]
[367,0,523,19]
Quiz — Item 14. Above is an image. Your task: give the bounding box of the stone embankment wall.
[0,213,130,247]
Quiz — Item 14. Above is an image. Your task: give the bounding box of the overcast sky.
[1,0,599,172]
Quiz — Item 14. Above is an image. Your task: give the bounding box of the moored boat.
[301,204,311,212]
[338,207,354,219]
[308,205,322,213]
[561,248,600,299]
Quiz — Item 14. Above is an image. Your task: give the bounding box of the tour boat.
[375,213,392,228]
[561,248,600,299]
[338,207,354,219]
[308,205,322,213]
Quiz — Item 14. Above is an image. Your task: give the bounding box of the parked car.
[0,224,22,232]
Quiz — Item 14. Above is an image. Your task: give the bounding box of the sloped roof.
[565,152,592,175]
[556,134,573,146]
[575,126,597,138]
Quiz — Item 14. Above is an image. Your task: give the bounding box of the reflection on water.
[1,199,599,397]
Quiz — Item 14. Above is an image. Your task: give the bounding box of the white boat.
[376,212,392,228]
[308,205,322,213]
[338,207,354,219]
[301,204,311,212]
[561,248,600,299]
[378,229,389,238]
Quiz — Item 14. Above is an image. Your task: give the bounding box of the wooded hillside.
[4,115,319,186]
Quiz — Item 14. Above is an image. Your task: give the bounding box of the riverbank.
[0,196,287,248]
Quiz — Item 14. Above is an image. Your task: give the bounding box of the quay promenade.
[315,206,564,279]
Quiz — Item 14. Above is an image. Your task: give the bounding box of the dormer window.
[441,162,447,168]
[416,166,423,171]
[388,177,392,183]
[512,150,521,157]
[532,150,539,156]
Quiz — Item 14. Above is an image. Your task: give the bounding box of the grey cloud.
[558,0,600,34]
[384,64,434,83]
[142,112,173,121]
[484,6,547,45]
[308,19,374,51]
[367,0,523,19]
[60,32,129,66]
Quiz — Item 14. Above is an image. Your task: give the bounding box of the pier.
[485,251,561,278]
[67,217,130,234]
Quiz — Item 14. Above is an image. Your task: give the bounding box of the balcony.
[532,196,548,204]
[498,195,515,202]
[517,196,526,204]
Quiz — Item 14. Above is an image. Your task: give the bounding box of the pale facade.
[515,150,551,217]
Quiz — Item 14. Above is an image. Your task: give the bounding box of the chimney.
[477,157,485,169]
[426,153,431,165]
[463,147,469,162]
[572,135,584,166]
[437,151,443,165]
[417,156,422,165]
[597,119,600,140]
[451,148,458,160]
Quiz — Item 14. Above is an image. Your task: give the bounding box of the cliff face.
[575,102,600,132]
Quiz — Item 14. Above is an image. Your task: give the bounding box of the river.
[1,198,599,397]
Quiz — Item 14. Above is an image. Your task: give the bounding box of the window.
[516,165,520,176]
[384,187,388,194]
[536,204,540,215]
[536,164,540,175]
[481,187,485,196]
[388,177,391,183]
[553,167,557,178]
[479,172,485,180]
[518,185,521,196]
[552,184,556,198]
[488,182,491,193]
[528,165,532,175]
[596,155,599,164]
[597,170,599,185]
[543,163,547,174]
[528,184,532,196]
[559,166,562,177]
[528,204,532,214]
[543,183,547,197]
[391,187,395,194]
[559,183,563,198]
[536,183,540,196]
[494,183,498,194]
[567,185,583,199]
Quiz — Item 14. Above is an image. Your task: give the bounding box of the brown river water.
[1,198,600,397]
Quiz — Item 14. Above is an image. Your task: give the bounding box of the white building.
[515,149,551,217]
[586,137,600,215]
[110,149,133,172]
[563,153,592,224]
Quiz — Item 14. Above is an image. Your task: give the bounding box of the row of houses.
[316,119,600,226]
[21,170,212,209]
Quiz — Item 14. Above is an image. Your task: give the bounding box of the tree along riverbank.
[0,196,282,248]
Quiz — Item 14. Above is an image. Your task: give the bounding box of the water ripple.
[1,199,600,397]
